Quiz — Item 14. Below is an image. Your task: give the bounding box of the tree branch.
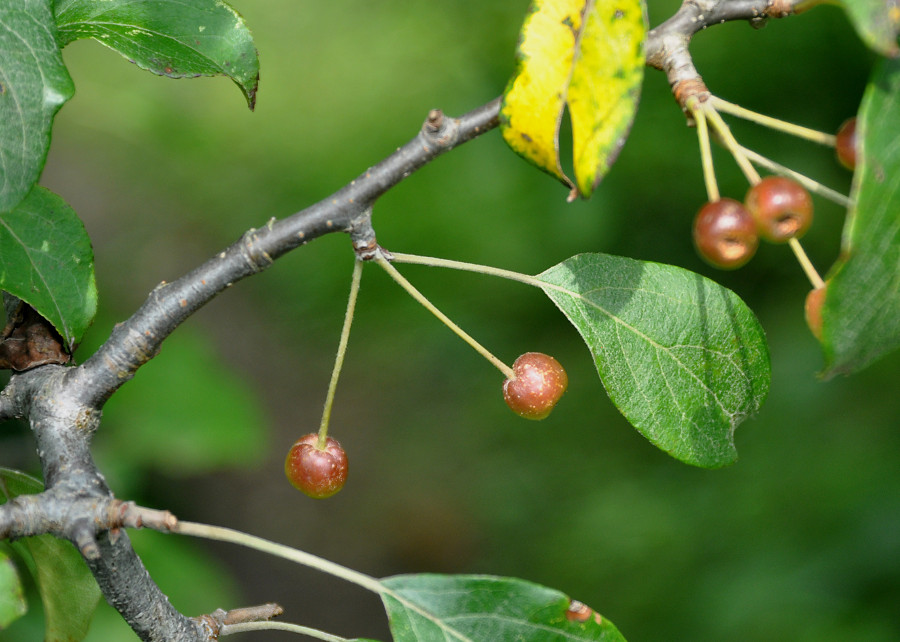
[1,367,208,641]
[645,0,804,109]
[0,2,816,638]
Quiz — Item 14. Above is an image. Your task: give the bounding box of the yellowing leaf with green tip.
[501,0,646,199]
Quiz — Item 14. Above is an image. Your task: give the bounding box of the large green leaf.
[0,548,27,630]
[537,254,770,468]
[54,0,259,109]
[0,0,74,212]
[0,186,97,350]
[381,574,626,642]
[500,0,646,199]
[834,0,900,57]
[0,468,101,642]
[822,57,900,375]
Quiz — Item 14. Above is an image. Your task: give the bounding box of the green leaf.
[54,0,259,109]
[22,536,101,642]
[0,0,74,212]
[822,57,900,375]
[381,574,626,642]
[537,254,770,468]
[834,0,900,57]
[0,186,97,349]
[0,467,43,498]
[0,468,101,642]
[0,549,27,629]
[500,0,646,199]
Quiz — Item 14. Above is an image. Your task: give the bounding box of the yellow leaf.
[501,0,646,199]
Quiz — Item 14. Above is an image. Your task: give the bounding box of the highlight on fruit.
[503,352,569,420]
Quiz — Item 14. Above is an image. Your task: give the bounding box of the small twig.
[194,604,285,639]
[220,603,284,626]
[110,500,178,531]
[645,0,806,100]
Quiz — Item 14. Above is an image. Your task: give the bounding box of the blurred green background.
[2,1,899,640]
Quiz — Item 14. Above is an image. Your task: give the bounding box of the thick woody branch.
[1,367,207,641]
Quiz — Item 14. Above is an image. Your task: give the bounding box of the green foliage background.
[1,1,898,640]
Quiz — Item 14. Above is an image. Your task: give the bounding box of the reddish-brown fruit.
[503,352,568,420]
[745,176,814,243]
[692,198,759,269]
[285,434,348,499]
[805,285,827,341]
[835,117,858,170]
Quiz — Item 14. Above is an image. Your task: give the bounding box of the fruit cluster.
[690,115,858,345]
[693,175,814,270]
[692,117,857,272]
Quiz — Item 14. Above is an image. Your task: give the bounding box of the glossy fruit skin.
[835,117,857,170]
[745,176,813,243]
[692,198,759,269]
[285,434,348,499]
[503,352,568,420]
[805,285,826,341]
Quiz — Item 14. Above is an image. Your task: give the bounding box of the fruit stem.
[317,258,364,450]
[221,621,352,640]
[702,105,762,185]
[788,238,826,290]
[688,98,720,201]
[374,251,516,380]
[736,144,852,208]
[710,96,838,147]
